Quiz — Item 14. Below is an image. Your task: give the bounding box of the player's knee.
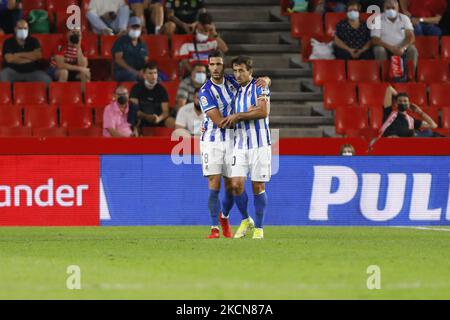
[231,181,244,195]
[252,183,265,195]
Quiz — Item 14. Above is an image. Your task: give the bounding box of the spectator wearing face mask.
[48,28,90,84]
[112,16,148,82]
[179,12,228,74]
[87,0,130,35]
[103,85,139,137]
[0,19,51,84]
[175,88,204,137]
[334,0,373,60]
[340,144,355,156]
[380,85,437,138]
[176,63,207,111]
[129,62,175,130]
[371,0,418,70]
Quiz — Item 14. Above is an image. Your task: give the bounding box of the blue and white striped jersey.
[199,74,239,142]
[234,78,271,150]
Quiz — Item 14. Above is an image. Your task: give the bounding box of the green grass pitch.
[0,226,449,299]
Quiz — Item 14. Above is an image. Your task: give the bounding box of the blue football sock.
[234,190,249,219]
[208,190,220,226]
[254,191,267,228]
[221,191,234,218]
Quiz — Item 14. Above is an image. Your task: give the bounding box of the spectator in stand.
[334,0,373,60]
[163,0,206,35]
[371,0,418,70]
[179,12,228,73]
[48,27,90,84]
[176,63,207,110]
[360,0,385,11]
[129,62,175,130]
[0,20,51,84]
[87,0,130,35]
[112,16,148,82]
[0,0,22,34]
[380,85,437,138]
[175,88,204,137]
[340,144,355,156]
[399,0,447,36]
[128,0,166,34]
[103,85,139,137]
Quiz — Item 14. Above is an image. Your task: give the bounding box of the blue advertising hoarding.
[100,156,450,226]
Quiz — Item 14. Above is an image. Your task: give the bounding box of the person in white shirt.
[371,0,418,69]
[175,88,204,137]
[87,0,130,35]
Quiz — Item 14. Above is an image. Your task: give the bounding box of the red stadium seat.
[156,57,179,81]
[100,35,119,58]
[335,107,368,136]
[81,33,99,58]
[280,0,290,16]
[381,60,415,82]
[300,35,334,62]
[33,34,64,60]
[14,82,47,105]
[441,36,450,60]
[0,82,12,105]
[417,59,450,84]
[24,107,58,129]
[324,12,346,37]
[142,35,170,60]
[0,106,22,127]
[68,127,103,137]
[49,82,83,106]
[414,36,440,59]
[142,127,174,137]
[440,107,450,133]
[60,107,93,129]
[85,82,117,107]
[358,83,389,109]
[369,106,383,130]
[47,0,79,12]
[160,80,180,108]
[429,83,450,109]
[33,128,68,137]
[21,0,46,18]
[347,60,380,83]
[312,60,346,86]
[291,13,324,38]
[171,34,194,59]
[323,82,357,110]
[0,126,32,137]
[392,82,428,107]
[94,107,105,126]
[119,82,137,94]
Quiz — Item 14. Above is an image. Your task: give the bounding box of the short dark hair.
[192,62,207,70]
[144,61,158,71]
[396,92,409,101]
[198,12,213,25]
[208,50,224,62]
[347,0,361,9]
[231,55,253,72]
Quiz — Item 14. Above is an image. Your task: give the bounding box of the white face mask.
[385,9,398,19]
[128,29,141,39]
[145,80,157,89]
[16,29,29,40]
[342,152,354,156]
[347,11,359,21]
[196,32,209,43]
[194,72,207,84]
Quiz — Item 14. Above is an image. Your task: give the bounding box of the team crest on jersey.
[200,96,208,107]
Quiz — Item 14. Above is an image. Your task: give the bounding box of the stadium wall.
[0,138,449,226]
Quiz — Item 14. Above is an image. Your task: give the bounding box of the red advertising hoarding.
[0,156,99,226]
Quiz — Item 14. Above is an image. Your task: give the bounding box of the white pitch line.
[393,226,450,232]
